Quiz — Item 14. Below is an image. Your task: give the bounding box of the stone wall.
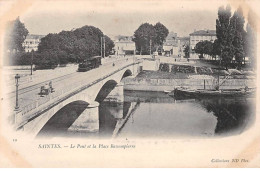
[123,77,256,92]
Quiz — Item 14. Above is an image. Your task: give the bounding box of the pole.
[103,37,106,57]
[101,37,103,57]
[31,51,34,75]
[150,39,152,56]
[15,84,19,109]
[217,48,222,90]
[133,55,134,75]
[14,75,20,111]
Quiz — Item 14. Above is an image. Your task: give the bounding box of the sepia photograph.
[0,0,259,168]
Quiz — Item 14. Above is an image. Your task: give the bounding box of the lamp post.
[101,37,103,57]
[14,74,20,111]
[31,50,34,75]
[103,36,106,58]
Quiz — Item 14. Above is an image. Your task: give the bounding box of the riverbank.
[123,71,256,92]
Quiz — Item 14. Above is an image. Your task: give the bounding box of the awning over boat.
[228,69,242,75]
[211,69,229,75]
[241,70,255,75]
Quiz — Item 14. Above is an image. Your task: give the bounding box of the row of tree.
[193,5,257,69]
[4,18,115,67]
[133,22,169,55]
[36,26,114,66]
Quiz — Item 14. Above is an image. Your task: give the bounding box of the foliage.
[212,39,221,58]
[133,23,156,55]
[230,7,245,69]
[5,17,29,53]
[216,5,234,69]
[194,41,213,58]
[5,52,31,65]
[184,45,190,58]
[154,22,169,50]
[159,63,169,72]
[34,50,59,68]
[104,35,115,57]
[37,25,115,67]
[214,5,254,70]
[133,22,169,55]
[245,10,257,69]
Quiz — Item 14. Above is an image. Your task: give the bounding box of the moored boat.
[171,87,256,99]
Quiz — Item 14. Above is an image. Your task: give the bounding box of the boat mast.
[217,49,222,90]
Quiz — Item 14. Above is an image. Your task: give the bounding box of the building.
[177,36,190,57]
[189,30,216,59]
[22,34,45,52]
[114,36,136,56]
[163,32,179,57]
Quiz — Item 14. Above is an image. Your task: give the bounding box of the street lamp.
[14,74,20,111]
[31,50,34,75]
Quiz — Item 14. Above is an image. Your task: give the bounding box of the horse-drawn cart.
[40,81,54,96]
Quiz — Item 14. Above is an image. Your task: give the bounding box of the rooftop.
[165,32,177,40]
[190,30,216,36]
[26,34,45,39]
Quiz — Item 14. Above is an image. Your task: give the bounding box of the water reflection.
[98,102,131,137]
[37,90,255,139]
[117,90,255,138]
[196,97,255,136]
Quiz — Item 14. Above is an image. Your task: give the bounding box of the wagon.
[39,82,54,96]
[40,86,51,95]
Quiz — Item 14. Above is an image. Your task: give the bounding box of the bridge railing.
[15,59,141,128]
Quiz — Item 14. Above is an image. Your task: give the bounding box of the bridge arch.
[95,80,118,103]
[37,100,89,137]
[121,69,132,81]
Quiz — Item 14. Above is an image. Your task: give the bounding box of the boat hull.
[172,88,255,99]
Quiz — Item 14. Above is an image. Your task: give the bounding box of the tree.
[194,41,213,59]
[194,42,204,58]
[204,41,213,56]
[34,50,59,68]
[212,39,221,59]
[5,17,29,53]
[37,25,115,66]
[133,23,156,55]
[216,5,234,69]
[38,33,60,52]
[184,45,190,58]
[245,10,257,69]
[154,22,169,51]
[104,35,115,56]
[133,22,169,55]
[230,7,246,69]
[72,25,104,61]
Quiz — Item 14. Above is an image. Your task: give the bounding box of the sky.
[2,0,249,38]
[21,10,218,38]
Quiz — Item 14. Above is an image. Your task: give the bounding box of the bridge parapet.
[14,60,142,130]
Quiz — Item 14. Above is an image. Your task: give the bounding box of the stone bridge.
[14,60,141,138]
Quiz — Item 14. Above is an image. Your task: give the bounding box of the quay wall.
[123,77,256,92]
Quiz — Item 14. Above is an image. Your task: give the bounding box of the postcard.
[0,0,259,168]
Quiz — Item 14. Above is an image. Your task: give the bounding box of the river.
[37,90,255,139]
